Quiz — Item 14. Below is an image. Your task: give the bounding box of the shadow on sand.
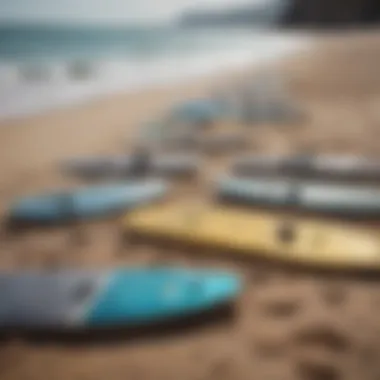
[0,303,236,347]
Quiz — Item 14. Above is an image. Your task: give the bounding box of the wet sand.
[1,31,380,380]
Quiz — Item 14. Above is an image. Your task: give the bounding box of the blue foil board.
[0,267,242,329]
[9,180,168,223]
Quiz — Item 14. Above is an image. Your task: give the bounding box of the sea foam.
[0,31,310,121]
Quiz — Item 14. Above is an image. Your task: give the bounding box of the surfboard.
[232,154,380,181]
[169,98,227,127]
[125,202,380,270]
[217,176,380,218]
[61,154,199,179]
[9,180,168,223]
[0,267,241,330]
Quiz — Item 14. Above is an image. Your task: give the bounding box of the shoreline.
[0,30,311,123]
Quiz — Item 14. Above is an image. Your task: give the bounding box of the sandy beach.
[1,31,380,380]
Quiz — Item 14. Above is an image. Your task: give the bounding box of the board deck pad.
[125,202,380,270]
[0,267,241,329]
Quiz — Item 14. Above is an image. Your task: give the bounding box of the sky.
[0,0,267,24]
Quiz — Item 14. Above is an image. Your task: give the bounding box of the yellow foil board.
[124,202,380,270]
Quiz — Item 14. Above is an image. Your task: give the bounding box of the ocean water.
[0,25,310,121]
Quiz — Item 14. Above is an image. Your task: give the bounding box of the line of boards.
[124,202,380,271]
[10,174,380,225]
[63,152,380,183]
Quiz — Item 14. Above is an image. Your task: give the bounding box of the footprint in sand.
[251,335,288,359]
[261,298,301,319]
[296,357,340,380]
[256,282,303,320]
[249,267,273,285]
[249,322,293,360]
[207,357,233,380]
[293,324,351,353]
[319,283,347,307]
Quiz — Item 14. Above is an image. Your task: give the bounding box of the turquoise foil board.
[0,267,242,329]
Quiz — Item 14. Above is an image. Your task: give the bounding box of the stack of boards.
[125,202,380,270]
[0,267,241,330]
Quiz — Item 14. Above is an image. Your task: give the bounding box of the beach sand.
[1,31,380,380]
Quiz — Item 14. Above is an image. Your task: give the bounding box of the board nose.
[202,272,242,303]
